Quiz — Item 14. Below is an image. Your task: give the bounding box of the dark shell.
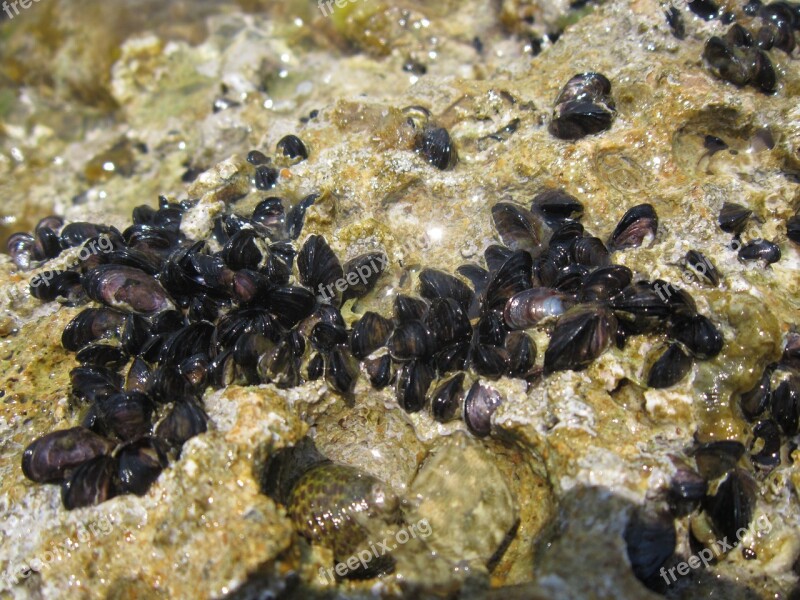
[254,165,279,190]
[726,24,754,47]
[484,250,534,313]
[579,265,632,302]
[611,282,671,334]
[307,352,325,381]
[76,343,128,369]
[668,312,723,359]
[70,366,123,404]
[738,239,781,265]
[704,134,729,154]
[463,381,503,437]
[30,270,85,304]
[155,400,208,447]
[665,7,686,40]
[549,73,615,140]
[126,357,154,394]
[491,202,551,257]
[787,214,800,244]
[476,311,507,347]
[156,322,214,367]
[702,468,756,542]
[470,343,510,378]
[220,229,270,271]
[456,264,490,296]
[61,455,117,510]
[415,126,457,170]
[685,250,721,286]
[752,54,777,97]
[550,221,586,247]
[7,232,35,269]
[770,377,799,435]
[396,360,435,412]
[62,307,125,351]
[692,440,745,480]
[750,419,781,471]
[326,347,358,397]
[252,197,286,235]
[667,466,707,517]
[506,331,536,377]
[393,295,429,323]
[32,226,63,261]
[690,0,719,19]
[388,320,433,360]
[60,222,115,249]
[718,202,753,234]
[121,313,153,356]
[609,204,658,250]
[116,437,169,496]
[430,373,465,423]
[418,268,474,313]
[262,286,316,328]
[624,508,676,583]
[246,150,269,165]
[97,391,154,441]
[298,235,344,301]
[571,236,611,267]
[341,252,387,301]
[277,134,308,160]
[704,37,751,87]
[544,305,618,374]
[286,193,318,240]
[84,265,174,314]
[739,368,773,420]
[484,244,513,272]
[783,332,800,369]
[350,312,392,359]
[426,298,472,348]
[531,189,584,226]
[309,322,348,352]
[647,343,693,389]
[22,427,115,483]
[365,354,394,389]
[434,340,470,373]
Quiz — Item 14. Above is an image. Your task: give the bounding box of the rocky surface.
[0,0,798,598]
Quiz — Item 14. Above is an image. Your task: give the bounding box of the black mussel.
[365,354,394,389]
[393,294,429,323]
[738,239,781,265]
[456,264,490,296]
[71,366,123,404]
[704,37,751,87]
[770,376,799,435]
[208,349,238,388]
[418,268,474,313]
[571,236,610,267]
[726,24,754,47]
[760,12,796,52]
[213,309,281,351]
[426,298,472,348]
[654,279,697,313]
[537,244,572,288]
[531,189,584,226]
[262,286,316,328]
[756,24,776,49]
[326,346,358,397]
[434,340,471,373]
[286,193,318,240]
[430,373,465,423]
[611,282,671,334]
[609,204,658,250]
[62,307,124,351]
[298,235,344,302]
[220,229,269,271]
[685,250,721,286]
[84,265,174,314]
[388,320,433,360]
[126,357,154,394]
[784,333,800,369]
[690,0,719,19]
[750,49,777,94]
[463,381,504,437]
[544,305,617,374]
[152,363,199,402]
[61,455,117,510]
[580,265,632,302]
[96,392,154,441]
[549,222,586,250]
[396,360,435,412]
[341,253,387,301]
[553,264,589,294]
[624,508,676,584]
[704,134,729,154]
[30,270,84,304]
[32,227,63,261]
[484,244,513,272]
[76,343,128,369]
[252,197,286,235]
[491,203,551,257]
[647,343,693,388]
[60,222,116,249]
[470,341,510,379]
[310,322,348,352]
[750,419,781,471]
[246,150,269,165]
[787,214,800,244]
[668,312,723,359]
[116,437,169,496]
[350,312,392,359]
[506,331,536,377]
[152,309,187,334]
[235,333,275,384]
[106,247,164,276]
[484,250,534,313]
[740,368,773,420]
[668,466,708,517]
[156,322,214,367]
[415,126,457,170]
[307,352,325,381]
[22,427,115,483]
[665,7,685,39]
[230,270,271,304]
[692,440,745,480]
[155,400,208,447]
[744,0,763,14]
[121,313,153,356]
[254,165,279,190]
[7,232,35,269]
[177,353,210,389]
[549,73,615,140]
[702,468,756,542]
[277,134,308,160]
[123,224,181,254]
[718,202,752,234]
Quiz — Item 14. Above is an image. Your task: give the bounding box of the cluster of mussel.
[701,0,800,93]
[718,201,783,264]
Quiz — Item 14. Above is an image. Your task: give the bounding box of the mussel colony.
[7,29,800,592]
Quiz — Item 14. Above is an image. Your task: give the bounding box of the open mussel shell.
[609,204,658,250]
[84,265,175,314]
[718,202,753,234]
[116,437,169,496]
[22,427,115,483]
[396,360,435,412]
[491,203,551,257]
[543,304,617,374]
[624,507,676,584]
[691,440,745,480]
[504,287,572,329]
[701,468,756,542]
[415,125,457,170]
[61,455,117,510]
[646,342,693,389]
[429,372,466,423]
[463,381,504,437]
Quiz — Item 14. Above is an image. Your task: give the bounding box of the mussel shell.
[484,244,513,272]
[396,360,435,412]
[22,427,115,483]
[692,440,745,480]
[647,343,693,389]
[156,322,214,367]
[262,286,316,328]
[326,346,358,396]
[30,270,84,304]
[505,331,536,377]
[120,313,153,356]
[426,298,472,348]
[418,268,474,313]
[668,466,708,517]
[286,193,318,240]
[220,229,269,271]
[61,455,117,510]
[350,312,392,359]
[624,508,676,583]
[415,126,457,170]
[70,366,123,404]
[463,381,503,437]
[685,250,721,286]
[97,391,154,441]
[470,342,510,378]
[393,294,429,323]
[310,322,348,352]
[665,6,686,39]
[504,288,571,329]
[7,232,34,269]
[126,356,154,394]
[530,189,584,226]
[702,468,756,542]
[491,202,551,257]
[738,239,781,264]
[477,311,507,347]
[750,419,782,471]
[254,165,279,190]
[430,372,465,423]
[718,202,753,234]
[341,252,387,301]
[62,307,125,351]
[579,265,632,302]
[668,312,723,359]
[484,250,534,313]
[155,400,208,447]
[543,305,617,373]
[277,134,308,160]
[554,73,613,106]
[75,343,128,369]
[388,320,433,361]
[365,353,394,389]
[704,36,751,87]
[787,215,800,244]
[60,222,115,249]
[116,437,169,496]
[726,23,754,47]
[307,352,325,381]
[32,227,63,261]
[609,204,658,250]
[298,235,344,301]
[739,368,773,420]
[571,236,610,267]
[456,264,490,296]
[252,197,286,234]
[84,265,174,314]
[549,99,615,140]
[434,340,471,373]
[770,377,799,435]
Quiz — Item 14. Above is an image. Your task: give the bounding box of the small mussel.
[415,126,458,170]
[646,342,693,389]
[788,214,800,244]
[692,440,745,480]
[770,375,799,435]
[738,239,781,265]
[609,204,658,250]
[624,507,676,584]
[84,265,175,314]
[61,455,117,510]
[543,304,617,373]
[668,312,723,359]
[96,391,154,441]
[276,134,308,161]
[667,465,708,517]
[491,202,551,257]
[718,202,753,234]
[463,381,504,437]
[684,250,721,286]
[62,307,125,352]
[7,232,35,269]
[750,419,782,471]
[116,437,169,496]
[531,189,584,226]
[549,73,615,140]
[701,468,756,542]
[396,360,435,412]
[22,427,115,483]
[429,372,466,423]
[350,312,392,359]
